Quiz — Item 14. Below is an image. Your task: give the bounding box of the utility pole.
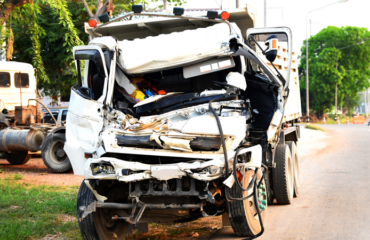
[335,61,338,120]
[236,0,240,8]
[368,87,370,118]
[264,0,266,27]
[365,89,368,117]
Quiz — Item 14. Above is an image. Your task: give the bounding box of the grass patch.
[0,179,221,240]
[0,179,81,240]
[305,124,325,131]
[13,174,24,180]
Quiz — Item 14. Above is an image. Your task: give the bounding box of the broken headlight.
[91,163,115,175]
[208,165,221,175]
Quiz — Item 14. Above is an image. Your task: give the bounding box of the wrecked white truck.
[65,6,301,239]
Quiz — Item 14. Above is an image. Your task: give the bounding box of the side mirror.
[264,34,278,62]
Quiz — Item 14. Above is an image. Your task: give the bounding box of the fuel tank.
[0,129,45,152]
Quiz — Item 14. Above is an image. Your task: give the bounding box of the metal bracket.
[203,182,215,204]
[126,197,146,225]
[79,201,97,221]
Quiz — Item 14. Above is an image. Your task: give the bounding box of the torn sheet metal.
[160,136,192,152]
[84,180,107,202]
[223,174,236,188]
[151,165,187,180]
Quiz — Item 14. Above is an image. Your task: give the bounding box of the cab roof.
[0,61,34,72]
[86,7,257,41]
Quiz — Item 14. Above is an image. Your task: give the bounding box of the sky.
[150,0,369,56]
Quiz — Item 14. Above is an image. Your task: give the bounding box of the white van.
[0,61,37,112]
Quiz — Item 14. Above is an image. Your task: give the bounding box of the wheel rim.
[49,141,68,165]
[287,155,294,198]
[294,153,300,189]
[242,169,267,234]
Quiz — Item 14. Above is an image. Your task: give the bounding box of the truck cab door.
[246,27,293,143]
[246,27,293,90]
[64,46,115,175]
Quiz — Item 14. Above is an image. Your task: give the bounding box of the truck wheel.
[228,169,267,237]
[77,180,129,240]
[4,151,31,165]
[287,141,300,197]
[42,133,72,173]
[265,171,274,205]
[272,144,294,204]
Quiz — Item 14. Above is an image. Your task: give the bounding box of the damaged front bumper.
[80,145,262,224]
[84,145,262,182]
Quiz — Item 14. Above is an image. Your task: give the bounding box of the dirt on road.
[0,157,83,186]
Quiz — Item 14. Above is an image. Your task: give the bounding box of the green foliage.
[12,0,87,97]
[0,179,80,240]
[299,26,370,116]
[11,4,50,85]
[13,173,24,180]
[151,0,187,9]
[305,124,325,131]
[343,93,361,115]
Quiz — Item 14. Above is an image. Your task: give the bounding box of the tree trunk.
[0,0,32,26]
[163,0,167,10]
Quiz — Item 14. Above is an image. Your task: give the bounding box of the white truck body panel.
[114,23,241,74]
[0,61,37,111]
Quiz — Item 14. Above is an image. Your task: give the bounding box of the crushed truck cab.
[65,7,301,240]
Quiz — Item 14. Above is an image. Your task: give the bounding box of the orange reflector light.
[272,39,277,49]
[220,11,230,20]
[236,170,243,183]
[88,18,97,28]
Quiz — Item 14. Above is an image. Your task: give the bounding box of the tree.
[80,0,187,21]
[12,0,88,97]
[1,0,84,97]
[0,0,31,25]
[299,26,370,116]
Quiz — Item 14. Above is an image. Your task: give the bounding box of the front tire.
[4,151,31,165]
[228,169,267,237]
[77,180,129,240]
[42,133,72,173]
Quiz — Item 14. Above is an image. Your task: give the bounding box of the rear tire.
[228,169,267,237]
[272,144,294,204]
[4,151,31,165]
[287,141,300,197]
[77,180,129,240]
[42,133,72,173]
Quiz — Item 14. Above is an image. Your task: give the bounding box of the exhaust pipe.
[0,129,45,152]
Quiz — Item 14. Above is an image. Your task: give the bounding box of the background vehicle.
[0,62,71,172]
[40,107,71,173]
[41,107,68,125]
[65,6,301,239]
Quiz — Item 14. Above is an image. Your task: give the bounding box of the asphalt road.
[212,124,370,240]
